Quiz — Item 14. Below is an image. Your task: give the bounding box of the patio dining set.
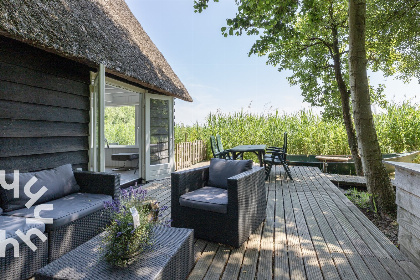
[210,133,293,181]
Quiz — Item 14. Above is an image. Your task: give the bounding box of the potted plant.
[101,184,169,267]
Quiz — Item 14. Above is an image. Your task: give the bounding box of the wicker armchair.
[171,165,266,248]
[47,171,120,262]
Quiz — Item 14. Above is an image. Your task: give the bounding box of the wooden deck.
[143,166,420,280]
[324,173,395,189]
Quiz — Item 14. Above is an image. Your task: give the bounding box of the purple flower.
[115,219,121,226]
[130,229,135,234]
[128,223,133,226]
[116,232,122,238]
[165,219,172,228]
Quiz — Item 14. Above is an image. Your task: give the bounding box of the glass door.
[144,94,174,180]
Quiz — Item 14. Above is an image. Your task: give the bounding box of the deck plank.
[221,245,246,280]
[257,174,275,280]
[239,224,263,280]
[274,167,290,280]
[188,242,219,280]
[203,245,231,280]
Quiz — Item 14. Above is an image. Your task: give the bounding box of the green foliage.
[367,0,420,82]
[375,101,420,153]
[346,188,377,213]
[193,0,420,117]
[175,102,420,160]
[105,106,136,145]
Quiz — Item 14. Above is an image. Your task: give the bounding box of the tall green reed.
[175,102,419,160]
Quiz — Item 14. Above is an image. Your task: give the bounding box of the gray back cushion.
[0,164,80,212]
[208,158,253,189]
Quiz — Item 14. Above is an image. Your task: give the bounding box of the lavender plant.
[101,184,170,267]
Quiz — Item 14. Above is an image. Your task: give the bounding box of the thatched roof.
[0,0,192,102]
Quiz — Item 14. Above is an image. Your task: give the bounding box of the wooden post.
[385,161,420,267]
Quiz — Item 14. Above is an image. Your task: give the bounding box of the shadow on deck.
[142,165,420,280]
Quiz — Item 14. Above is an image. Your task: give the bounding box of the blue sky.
[126,0,419,125]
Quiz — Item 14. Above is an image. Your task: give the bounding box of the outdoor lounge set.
[0,158,265,279]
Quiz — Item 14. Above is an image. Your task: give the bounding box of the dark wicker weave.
[74,171,121,199]
[171,165,266,248]
[47,171,120,262]
[34,226,194,280]
[0,236,48,280]
[47,209,111,262]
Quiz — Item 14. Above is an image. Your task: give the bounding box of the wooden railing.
[175,140,206,170]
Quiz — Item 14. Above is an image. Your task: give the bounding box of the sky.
[126,0,419,125]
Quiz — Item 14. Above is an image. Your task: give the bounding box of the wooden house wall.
[0,36,91,172]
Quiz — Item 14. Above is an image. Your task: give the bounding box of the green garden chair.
[210,135,231,159]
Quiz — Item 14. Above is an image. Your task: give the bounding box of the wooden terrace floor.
[143,165,420,280]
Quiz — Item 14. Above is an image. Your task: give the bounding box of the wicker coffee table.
[34,226,194,280]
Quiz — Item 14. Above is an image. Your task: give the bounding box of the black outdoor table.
[229,145,267,167]
[34,226,194,280]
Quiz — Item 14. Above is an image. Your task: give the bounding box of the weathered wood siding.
[0,36,91,172]
[390,162,420,268]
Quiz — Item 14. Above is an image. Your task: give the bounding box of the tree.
[348,0,396,213]
[195,0,368,175]
[194,0,420,176]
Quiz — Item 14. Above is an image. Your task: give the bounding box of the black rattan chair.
[171,161,266,248]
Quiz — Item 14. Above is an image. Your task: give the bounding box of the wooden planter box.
[386,161,420,268]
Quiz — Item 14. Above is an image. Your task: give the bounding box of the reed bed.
[175,102,420,160]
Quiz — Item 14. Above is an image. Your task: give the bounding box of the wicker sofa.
[0,164,120,280]
[171,159,266,248]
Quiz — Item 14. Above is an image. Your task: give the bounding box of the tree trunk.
[348,0,396,213]
[331,27,364,176]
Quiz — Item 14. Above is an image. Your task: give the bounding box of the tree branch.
[309,37,333,56]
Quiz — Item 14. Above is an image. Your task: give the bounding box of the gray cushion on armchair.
[207,158,253,189]
[179,186,228,214]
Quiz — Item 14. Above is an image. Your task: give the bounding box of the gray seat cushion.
[179,186,228,214]
[4,193,112,231]
[0,164,80,212]
[0,216,45,249]
[208,158,253,189]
